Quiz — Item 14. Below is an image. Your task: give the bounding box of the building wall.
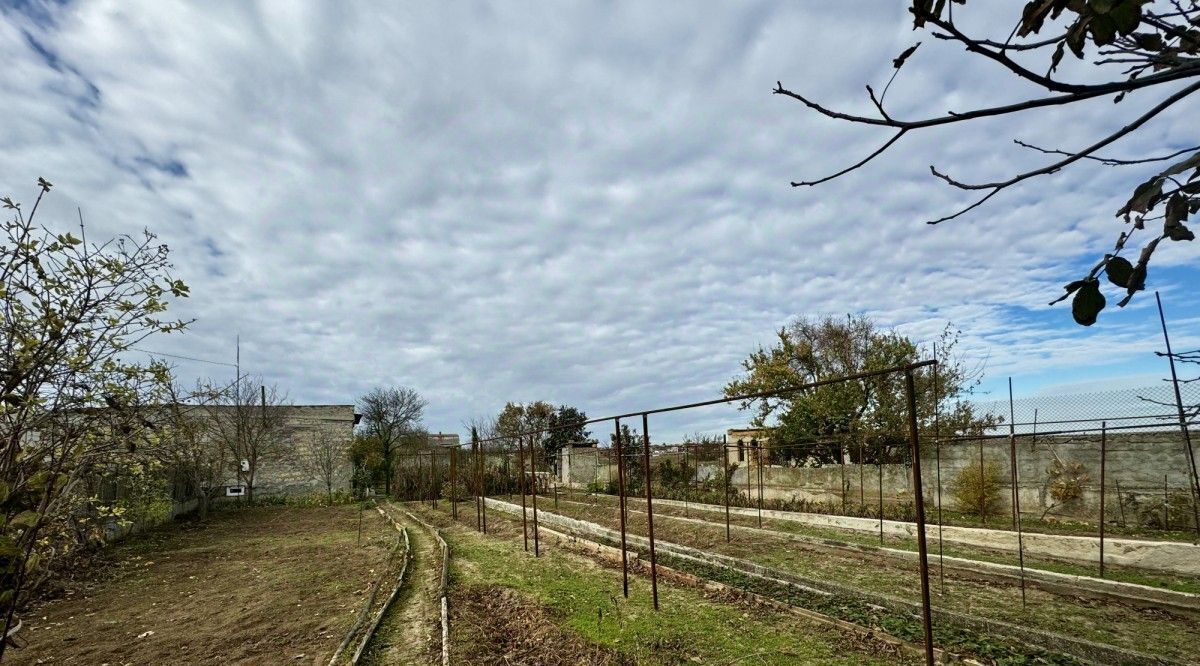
[223,404,357,498]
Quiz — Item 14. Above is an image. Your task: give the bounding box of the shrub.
[1046,456,1088,504]
[1134,490,1197,531]
[949,461,1005,520]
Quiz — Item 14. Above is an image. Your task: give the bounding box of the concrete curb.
[635,495,1200,576]
[558,495,1200,616]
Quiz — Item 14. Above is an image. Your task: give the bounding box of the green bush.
[949,461,1005,520]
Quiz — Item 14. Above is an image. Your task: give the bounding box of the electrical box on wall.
[225,485,246,497]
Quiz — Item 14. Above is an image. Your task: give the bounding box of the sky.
[2,1,1198,440]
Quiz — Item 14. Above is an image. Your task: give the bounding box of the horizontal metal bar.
[471,360,936,445]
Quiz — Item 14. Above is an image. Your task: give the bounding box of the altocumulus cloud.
[1,1,1197,437]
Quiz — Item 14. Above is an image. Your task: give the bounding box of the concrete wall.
[559,446,617,488]
[562,429,1200,520]
[730,463,914,506]
[937,429,1198,520]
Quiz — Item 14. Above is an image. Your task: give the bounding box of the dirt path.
[360,505,442,665]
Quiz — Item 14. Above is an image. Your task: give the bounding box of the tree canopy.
[724,315,997,464]
[357,386,426,494]
[776,1,1199,325]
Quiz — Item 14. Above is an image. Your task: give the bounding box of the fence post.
[978,438,986,524]
[877,439,884,544]
[1100,422,1107,578]
[450,446,458,521]
[472,428,481,531]
[756,439,764,529]
[1156,292,1200,537]
[472,434,482,535]
[530,434,540,558]
[683,440,690,518]
[517,437,529,552]
[642,413,659,610]
[933,347,944,594]
[723,437,731,543]
[860,439,866,512]
[904,367,935,666]
[614,419,629,598]
[1008,378,1026,606]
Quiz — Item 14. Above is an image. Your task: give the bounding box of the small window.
[736,439,745,462]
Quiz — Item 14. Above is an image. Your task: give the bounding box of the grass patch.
[428,504,915,665]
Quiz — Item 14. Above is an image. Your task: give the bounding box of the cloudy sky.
[3,1,1198,439]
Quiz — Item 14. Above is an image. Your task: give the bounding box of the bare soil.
[10,504,393,665]
[451,586,623,666]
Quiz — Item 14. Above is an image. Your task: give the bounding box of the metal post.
[904,368,936,666]
[1008,379,1026,607]
[840,441,847,515]
[933,348,944,593]
[746,441,752,509]
[531,434,540,557]
[1116,479,1127,527]
[756,439,764,528]
[859,439,866,512]
[683,440,690,518]
[517,436,529,552]
[472,427,481,531]
[1100,423,1108,578]
[723,437,731,543]
[481,447,488,534]
[878,438,884,545]
[1165,474,1170,530]
[978,438,986,524]
[1156,292,1200,537]
[614,419,629,598]
[642,413,659,610]
[451,446,458,521]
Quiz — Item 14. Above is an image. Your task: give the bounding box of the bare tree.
[776,1,1199,325]
[358,386,426,495]
[297,429,350,503]
[210,377,289,504]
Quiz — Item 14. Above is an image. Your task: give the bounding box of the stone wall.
[223,404,357,498]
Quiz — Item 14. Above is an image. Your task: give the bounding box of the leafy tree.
[544,405,595,464]
[0,179,189,657]
[609,424,645,490]
[725,315,996,465]
[496,400,555,465]
[776,1,1200,325]
[357,386,426,495]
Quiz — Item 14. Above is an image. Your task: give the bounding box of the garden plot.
[561,490,1200,595]
[499,494,1200,664]
[10,505,394,666]
[411,500,919,665]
